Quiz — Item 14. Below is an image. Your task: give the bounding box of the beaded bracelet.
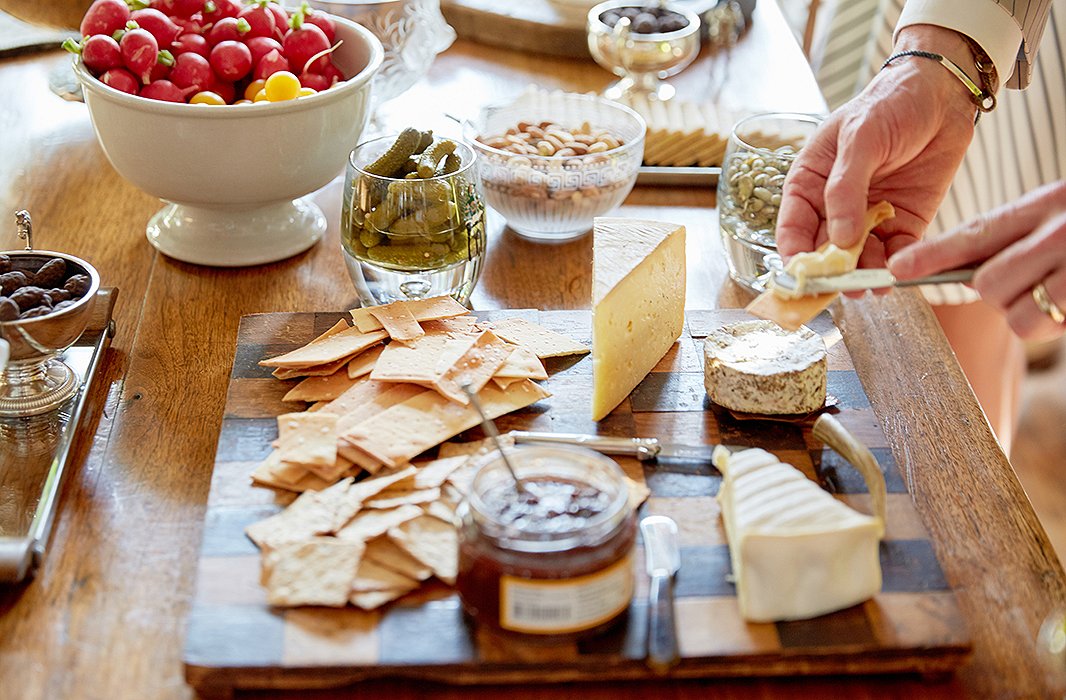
[881,49,997,124]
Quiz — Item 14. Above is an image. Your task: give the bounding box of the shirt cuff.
[894,0,1022,89]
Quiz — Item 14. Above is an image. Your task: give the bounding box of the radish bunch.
[64,0,347,104]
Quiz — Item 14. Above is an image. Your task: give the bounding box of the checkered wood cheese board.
[184,309,971,696]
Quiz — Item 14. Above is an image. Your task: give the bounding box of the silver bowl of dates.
[0,213,100,416]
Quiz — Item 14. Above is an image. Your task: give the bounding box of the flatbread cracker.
[251,454,334,493]
[370,302,424,342]
[272,356,350,380]
[746,201,895,331]
[423,500,458,526]
[336,503,423,542]
[488,317,590,358]
[276,412,338,468]
[437,434,516,458]
[349,587,414,610]
[313,319,351,343]
[343,380,550,467]
[260,327,389,368]
[347,344,384,379]
[371,332,469,384]
[421,316,478,334]
[347,465,419,502]
[363,536,433,581]
[432,330,515,404]
[411,455,469,489]
[245,478,358,550]
[351,558,420,593]
[263,537,364,607]
[351,296,468,332]
[389,515,459,584]
[283,369,362,403]
[494,345,548,380]
[365,486,441,509]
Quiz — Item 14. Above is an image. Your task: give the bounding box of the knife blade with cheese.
[712,414,887,622]
[746,201,895,331]
[591,217,686,421]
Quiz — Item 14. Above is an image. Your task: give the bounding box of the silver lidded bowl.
[0,212,100,416]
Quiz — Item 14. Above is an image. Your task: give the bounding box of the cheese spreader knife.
[640,515,681,673]
[509,431,718,463]
[772,267,976,296]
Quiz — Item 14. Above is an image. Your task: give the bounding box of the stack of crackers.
[245,296,594,610]
[617,93,738,168]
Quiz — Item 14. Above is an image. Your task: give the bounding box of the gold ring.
[1032,282,1066,324]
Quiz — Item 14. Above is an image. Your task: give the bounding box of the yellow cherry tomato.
[234,99,253,105]
[264,71,300,102]
[297,86,317,97]
[253,88,269,103]
[189,91,226,105]
[244,79,266,102]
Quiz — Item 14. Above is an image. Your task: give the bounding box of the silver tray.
[0,288,116,583]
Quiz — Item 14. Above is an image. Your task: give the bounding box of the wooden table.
[1,2,1064,698]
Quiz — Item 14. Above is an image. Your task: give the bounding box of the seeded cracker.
[276,412,339,468]
[264,537,365,607]
[432,330,515,404]
[363,535,433,581]
[335,504,423,542]
[388,515,459,584]
[369,301,424,342]
[347,344,384,379]
[283,370,362,403]
[488,317,590,358]
[259,327,389,368]
[365,486,441,510]
[245,478,358,550]
[350,295,468,333]
[493,345,548,380]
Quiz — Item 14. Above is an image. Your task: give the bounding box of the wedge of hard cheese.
[747,201,895,330]
[592,217,686,421]
[712,441,884,622]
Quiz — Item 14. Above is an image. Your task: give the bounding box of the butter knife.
[508,431,718,463]
[772,267,976,295]
[641,515,681,672]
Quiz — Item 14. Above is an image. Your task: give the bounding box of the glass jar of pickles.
[341,130,486,306]
[456,445,636,639]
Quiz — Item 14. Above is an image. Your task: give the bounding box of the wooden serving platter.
[184,309,970,697]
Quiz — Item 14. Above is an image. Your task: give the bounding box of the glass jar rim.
[349,133,477,181]
[466,445,632,545]
[729,111,824,157]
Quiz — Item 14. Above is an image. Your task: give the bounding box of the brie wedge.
[713,446,883,622]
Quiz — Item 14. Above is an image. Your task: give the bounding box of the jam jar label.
[498,552,634,634]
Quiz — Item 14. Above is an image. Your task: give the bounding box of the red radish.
[319,61,344,86]
[100,67,139,94]
[207,17,250,45]
[120,28,160,83]
[171,32,209,58]
[150,0,176,14]
[169,51,212,92]
[80,0,130,38]
[81,34,123,72]
[202,0,242,24]
[303,9,335,44]
[130,9,182,49]
[254,48,290,80]
[265,2,289,39]
[245,36,281,66]
[299,70,329,92]
[237,3,276,39]
[210,40,252,81]
[140,79,187,102]
[171,0,205,18]
[170,15,203,34]
[209,77,236,103]
[147,58,171,82]
[282,22,329,75]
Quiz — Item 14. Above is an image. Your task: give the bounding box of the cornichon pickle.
[414,130,434,154]
[364,128,422,177]
[416,138,458,178]
[359,228,384,248]
[366,243,449,268]
[435,152,461,176]
[387,178,450,204]
[367,202,402,230]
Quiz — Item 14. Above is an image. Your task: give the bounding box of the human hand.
[888,180,1066,342]
[776,26,979,268]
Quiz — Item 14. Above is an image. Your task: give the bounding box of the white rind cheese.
[772,244,854,299]
[712,446,883,622]
[703,320,826,415]
[592,217,686,421]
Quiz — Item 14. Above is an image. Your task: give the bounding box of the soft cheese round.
[703,320,827,415]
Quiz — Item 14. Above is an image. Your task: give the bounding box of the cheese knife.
[508,431,718,463]
[640,515,681,673]
[772,267,976,296]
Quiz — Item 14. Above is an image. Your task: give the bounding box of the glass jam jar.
[456,445,636,639]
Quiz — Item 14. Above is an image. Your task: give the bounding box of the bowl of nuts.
[463,90,645,241]
[0,213,101,416]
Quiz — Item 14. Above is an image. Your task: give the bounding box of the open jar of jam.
[456,445,636,638]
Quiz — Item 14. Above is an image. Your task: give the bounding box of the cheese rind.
[713,446,883,622]
[592,218,686,421]
[703,320,826,414]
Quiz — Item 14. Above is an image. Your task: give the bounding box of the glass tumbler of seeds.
[342,129,486,306]
[718,112,822,292]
